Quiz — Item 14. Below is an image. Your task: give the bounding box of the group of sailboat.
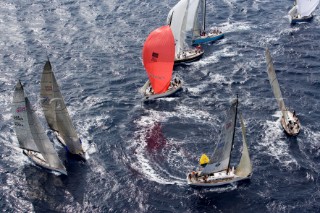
[140,0,224,101]
[288,0,319,24]
[12,60,85,175]
[187,97,252,187]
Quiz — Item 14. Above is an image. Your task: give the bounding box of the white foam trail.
[257,111,298,169]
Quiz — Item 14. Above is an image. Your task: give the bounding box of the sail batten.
[40,61,84,155]
[201,99,238,175]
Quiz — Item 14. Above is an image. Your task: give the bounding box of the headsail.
[201,98,238,175]
[12,81,39,152]
[25,98,66,172]
[142,26,175,94]
[167,0,189,58]
[186,0,201,40]
[235,113,252,177]
[265,48,289,124]
[297,0,319,17]
[40,61,84,155]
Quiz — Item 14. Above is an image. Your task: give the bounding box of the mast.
[227,97,238,174]
[203,0,206,32]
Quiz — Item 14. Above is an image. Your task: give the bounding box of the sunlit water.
[1,0,320,212]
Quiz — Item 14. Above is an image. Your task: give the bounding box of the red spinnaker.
[142,26,175,94]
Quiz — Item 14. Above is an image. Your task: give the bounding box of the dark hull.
[55,132,87,161]
[141,80,183,101]
[290,15,313,24]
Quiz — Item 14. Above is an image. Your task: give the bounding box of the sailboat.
[265,48,301,136]
[190,0,224,45]
[141,25,183,101]
[187,98,252,187]
[12,81,67,175]
[289,0,319,24]
[40,60,86,160]
[167,0,204,64]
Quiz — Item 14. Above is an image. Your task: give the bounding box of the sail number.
[16,106,26,113]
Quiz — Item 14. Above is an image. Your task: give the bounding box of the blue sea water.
[1,0,320,212]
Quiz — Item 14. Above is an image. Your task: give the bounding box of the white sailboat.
[265,48,301,136]
[189,0,224,45]
[167,0,204,64]
[12,81,67,175]
[289,0,319,24]
[40,60,86,160]
[187,98,252,187]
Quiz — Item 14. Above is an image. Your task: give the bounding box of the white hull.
[141,79,183,101]
[280,111,301,136]
[175,49,204,64]
[23,150,67,175]
[187,169,251,187]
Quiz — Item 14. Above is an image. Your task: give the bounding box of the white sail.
[167,0,189,57]
[202,99,238,175]
[25,98,66,172]
[235,113,252,177]
[12,81,39,152]
[289,5,298,17]
[297,0,319,17]
[265,48,289,124]
[40,61,84,155]
[186,0,201,39]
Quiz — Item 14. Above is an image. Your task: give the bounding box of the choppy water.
[1,0,320,212]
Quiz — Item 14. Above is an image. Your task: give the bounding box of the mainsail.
[265,48,289,124]
[166,0,189,58]
[12,81,39,152]
[25,98,66,172]
[142,26,175,94]
[201,99,238,175]
[235,113,252,177]
[40,61,84,155]
[297,0,319,17]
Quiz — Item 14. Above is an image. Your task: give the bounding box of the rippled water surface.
[1,0,320,212]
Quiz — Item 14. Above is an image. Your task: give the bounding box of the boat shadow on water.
[22,156,89,212]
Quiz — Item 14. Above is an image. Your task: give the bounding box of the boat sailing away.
[40,61,86,160]
[12,81,67,175]
[187,98,252,187]
[288,0,319,24]
[167,0,204,64]
[265,48,301,136]
[189,0,224,45]
[141,25,183,100]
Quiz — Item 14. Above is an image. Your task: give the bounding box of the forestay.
[235,113,252,177]
[201,99,238,175]
[297,0,319,17]
[40,61,84,155]
[25,98,66,171]
[142,26,175,94]
[12,81,39,152]
[265,48,288,124]
[166,0,189,58]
